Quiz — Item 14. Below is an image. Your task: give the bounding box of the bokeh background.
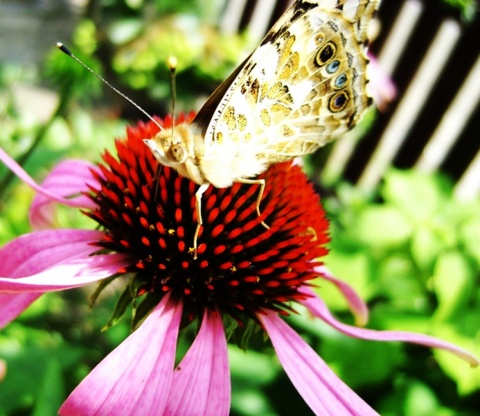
[1,0,479,414]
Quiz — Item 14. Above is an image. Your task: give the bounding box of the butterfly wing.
[192,53,252,135]
[194,0,380,162]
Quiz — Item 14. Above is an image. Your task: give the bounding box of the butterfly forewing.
[197,0,379,162]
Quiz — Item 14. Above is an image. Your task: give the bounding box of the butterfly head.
[143,123,205,185]
[143,126,191,167]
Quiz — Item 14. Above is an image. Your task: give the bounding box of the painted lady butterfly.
[144,0,380,256]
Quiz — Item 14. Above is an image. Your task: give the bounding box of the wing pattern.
[200,0,380,162]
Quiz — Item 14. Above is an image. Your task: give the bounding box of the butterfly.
[143,0,381,257]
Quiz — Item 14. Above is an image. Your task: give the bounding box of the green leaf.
[229,346,279,384]
[0,324,83,414]
[32,359,65,416]
[324,249,375,305]
[108,19,144,45]
[319,333,405,388]
[432,324,480,395]
[370,306,435,334]
[404,380,441,416]
[42,116,74,151]
[441,0,478,21]
[379,254,428,310]
[351,205,412,248]
[431,251,475,320]
[382,170,449,221]
[460,217,480,268]
[411,226,444,274]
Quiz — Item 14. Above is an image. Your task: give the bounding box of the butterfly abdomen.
[200,137,268,188]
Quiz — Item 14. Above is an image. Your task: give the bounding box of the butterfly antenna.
[167,56,178,135]
[56,42,163,131]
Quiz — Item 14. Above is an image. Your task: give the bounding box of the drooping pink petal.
[0,229,124,327]
[29,159,101,229]
[0,147,95,210]
[0,230,130,316]
[0,253,128,292]
[300,287,480,367]
[59,293,183,416]
[0,229,107,277]
[259,311,379,416]
[0,293,42,328]
[166,308,230,416]
[315,266,369,326]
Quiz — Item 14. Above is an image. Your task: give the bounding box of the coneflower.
[0,115,477,416]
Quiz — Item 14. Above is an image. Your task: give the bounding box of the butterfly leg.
[237,178,269,230]
[153,164,163,202]
[192,183,210,259]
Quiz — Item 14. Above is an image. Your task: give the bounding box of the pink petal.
[0,229,106,277]
[0,147,96,211]
[368,54,397,112]
[259,311,379,416]
[29,160,102,229]
[0,229,125,327]
[0,293,42,328]
[315,265,369,326]
[0,229,130,293]
[301,288,480,368]
[0,253,128,292]
[0,357,6,381]
[166,309,230,415]
[59,293,183,416]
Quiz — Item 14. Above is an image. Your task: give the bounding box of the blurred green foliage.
[321,170,480,414]
[1,0,479,415]
[442,0,478,20]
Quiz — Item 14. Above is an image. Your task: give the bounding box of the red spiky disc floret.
[85,114,330,323]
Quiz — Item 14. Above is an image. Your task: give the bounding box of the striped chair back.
[219,0,480,199]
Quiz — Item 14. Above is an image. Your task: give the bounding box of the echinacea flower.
[0,113,478,416]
